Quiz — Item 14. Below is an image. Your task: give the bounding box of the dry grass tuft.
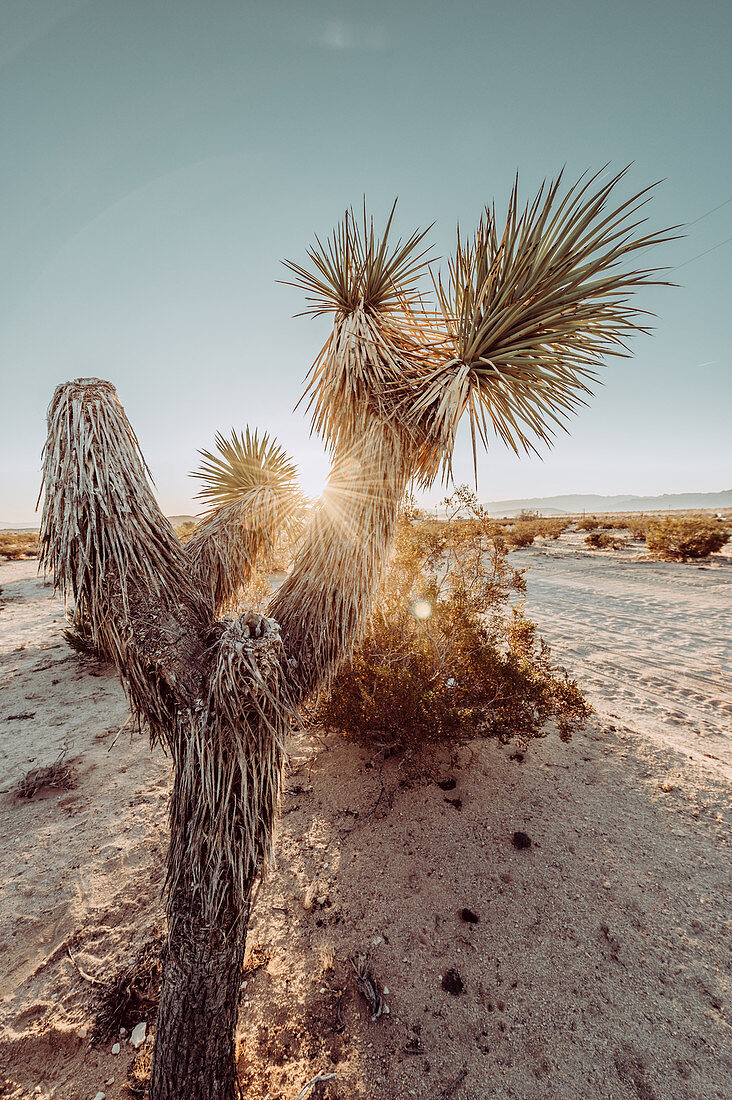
[92,934,164,1044]
[15,757,76,798]
[127,1041,153,1097]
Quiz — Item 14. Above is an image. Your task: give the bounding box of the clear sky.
[1,0,730,521]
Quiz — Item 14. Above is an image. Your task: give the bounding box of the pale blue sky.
[1,0,730,521]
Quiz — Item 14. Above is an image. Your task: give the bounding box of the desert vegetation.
[0,531,39,560]
[646,515,730,561]
[316,489,590,753]
[37,169,673,1099]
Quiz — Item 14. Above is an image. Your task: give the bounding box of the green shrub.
[646,516,730,561]
[315,488,591,754]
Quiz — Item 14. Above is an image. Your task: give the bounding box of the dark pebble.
[437,778,457,791]
[512,831,532,849]
[460,908,480,924]
[441,968,464,995]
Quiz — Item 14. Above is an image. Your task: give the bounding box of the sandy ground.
[0,541,730,1100]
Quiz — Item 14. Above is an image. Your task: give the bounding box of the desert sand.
[0,535,730,1099]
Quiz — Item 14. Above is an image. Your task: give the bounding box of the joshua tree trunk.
[150,883,250,1100]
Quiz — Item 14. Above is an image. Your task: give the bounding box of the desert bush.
[628,518,648,540]
[537,519,565,539]
[646,516,730,561]
[506,520,537,547]
[0,531,40,561]
[315,488,591,754]
[174,520,199,544]
[577,516,597,531]
[585,531,616,549]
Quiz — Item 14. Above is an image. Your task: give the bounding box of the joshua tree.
[39,168,674,1099]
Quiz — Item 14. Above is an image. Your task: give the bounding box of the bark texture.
[150,886,250,1100]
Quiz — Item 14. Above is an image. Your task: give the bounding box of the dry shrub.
[506,520,537,548]
[537,519,565,539]
[646,516,730,561]
[15,757,76,798]
[628,518,649,540]
[577,516,597,532]
[315,489,590,755]
[174,520,199,544]
[0,531,40,561]
[585,531,618,550]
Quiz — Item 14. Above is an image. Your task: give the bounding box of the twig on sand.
[441,1068,468,1097]
[294,1072,336,1099]
[67,946,102,985]
[107,712,133,751]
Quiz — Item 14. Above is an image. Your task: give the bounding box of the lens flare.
[413,599,432,620]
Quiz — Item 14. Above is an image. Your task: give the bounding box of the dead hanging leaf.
[351,953,383,1018]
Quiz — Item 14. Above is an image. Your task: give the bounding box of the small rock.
[77,1025,89,1039]
[111,1043,120,1055]
[441,968,464,995]
[602,880,612,889]
[119,1027,127,1036]
[92,1093,106,1100]
[512,831,532,849]
[129,1022,147,1049]
[105,1080,115,1087]
[437,778,457,791]
[461,908,480,924]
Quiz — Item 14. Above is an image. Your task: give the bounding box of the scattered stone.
[129,1022,147,1049]
[119,1027,127,1036]
[92,1093,106,1100]
[444,796,462,810]
[77,1025,89,1039]
[437,778,457,791]
[512,831,532,849]
[461,908,480,924]
[602,880,612,889]
[510,752,524,762]
[441,968,464,995]
[111,1043,120,1055]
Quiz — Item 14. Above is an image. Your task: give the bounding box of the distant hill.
[482,490,732,516]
